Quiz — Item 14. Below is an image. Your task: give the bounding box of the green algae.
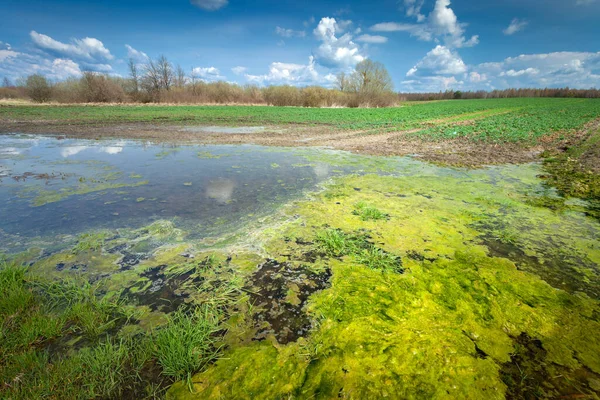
[72,231,111,254]
[541,128,600,220]
[169,169,600,399]
[31,180,149,207]
[197,151,223,159]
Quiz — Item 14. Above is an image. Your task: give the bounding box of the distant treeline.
[399,87,600,101]
[0,57,398,107]
[1,55,599,107]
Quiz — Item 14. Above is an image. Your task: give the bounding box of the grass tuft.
[352,202,390,221]
[315,228,403,273]
[356,246,404,273]
[153,305,223,382]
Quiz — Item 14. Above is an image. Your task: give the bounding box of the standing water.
[1,133,600,399]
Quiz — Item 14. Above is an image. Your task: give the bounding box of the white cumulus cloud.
[500,68,539,77]
[403,0,426,22]
[192,66,226,81]
[51,59,82,79]
[503,18,528,35]
[407,45,467,77]
[245,56,336,86]
[30,31,113,62]
[0,49,83,81]
[125,44,148,62]
[0,49,18,63]
[371,0,478,48]
[402,50,600,92]
[355,34,388,44]
[312,17,365,68]
[231,66,247,75]
[474,51,600,89]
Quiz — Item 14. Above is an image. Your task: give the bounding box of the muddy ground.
[0,120,554,167]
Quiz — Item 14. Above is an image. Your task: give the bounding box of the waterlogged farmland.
[1,99,600,399]
[3,98,600,140]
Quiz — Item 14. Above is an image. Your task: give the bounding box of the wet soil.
[0,120,548,167]
[500,333,600,399]
[480,234,600,299]
[246,259,331,344]
[121,265,196,313]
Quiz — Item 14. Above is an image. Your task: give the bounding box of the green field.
[2,98,600,143]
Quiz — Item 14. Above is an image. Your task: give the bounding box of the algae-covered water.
[2,133,600,399]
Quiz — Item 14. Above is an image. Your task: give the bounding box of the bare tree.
[335,72,348,92]
[128,58,139,94]
[174,64,186,88]
[2,77,11,88]
[156,55,173,91]
[141,57,162,99]
[189,67,199,96]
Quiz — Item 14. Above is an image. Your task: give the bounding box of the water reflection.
[61,146,88,157]
[206,178,236,204]
[312,163,330,179]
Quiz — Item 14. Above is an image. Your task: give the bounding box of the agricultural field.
[1,98,599,140]
[1,99,600,399]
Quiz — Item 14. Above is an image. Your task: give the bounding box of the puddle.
[0,135,350,252]
[181,126,267,134]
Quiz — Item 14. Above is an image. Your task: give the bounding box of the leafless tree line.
[2,54,599,105]
[399,88,600,101]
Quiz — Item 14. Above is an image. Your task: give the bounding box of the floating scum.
[167,166,600,399]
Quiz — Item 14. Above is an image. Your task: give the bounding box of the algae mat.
[2,135,600,399]
[167,169,600,399]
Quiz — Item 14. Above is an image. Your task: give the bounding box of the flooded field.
[1,133,600,399]
[0,134,374,252]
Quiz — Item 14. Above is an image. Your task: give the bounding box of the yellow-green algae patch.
[31,180,149,206]
[169,169,600,400]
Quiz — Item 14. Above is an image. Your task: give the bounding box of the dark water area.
[0,134,352,251]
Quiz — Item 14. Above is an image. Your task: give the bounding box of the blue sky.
[1,0,599,92]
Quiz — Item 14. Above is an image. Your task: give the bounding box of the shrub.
[25,74,52,103]
[79,72,127,103]
[263,85,302,106]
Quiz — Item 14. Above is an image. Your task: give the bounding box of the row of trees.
[400,88,600,101]
[2,55,600,106]
[1,56,398,107]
